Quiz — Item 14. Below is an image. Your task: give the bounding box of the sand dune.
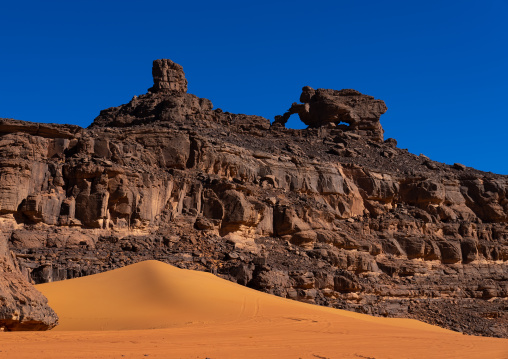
[34,260,454,332]
[1,260,506,358]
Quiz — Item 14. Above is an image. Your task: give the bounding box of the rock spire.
[148,59,188,93]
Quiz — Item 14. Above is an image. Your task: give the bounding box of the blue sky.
[1,1,507,174]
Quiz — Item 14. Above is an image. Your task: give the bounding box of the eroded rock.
[274,87,387,142]
[0,235,58,331]
[149,59,188,93]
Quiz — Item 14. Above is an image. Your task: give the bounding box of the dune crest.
[37,260,267,331]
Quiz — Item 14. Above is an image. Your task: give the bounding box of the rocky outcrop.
[0,234,58,331]
[273,87,387,142]
[148,59,188,94]
[0,59,507,336]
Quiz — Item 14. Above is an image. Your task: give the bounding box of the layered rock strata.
[0,59,506,336]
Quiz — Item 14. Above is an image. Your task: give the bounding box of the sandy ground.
[0,260,506,358]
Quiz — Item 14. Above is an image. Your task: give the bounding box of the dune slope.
[34,260,452,332]
[36,259,264,330]
[1,260,506,359]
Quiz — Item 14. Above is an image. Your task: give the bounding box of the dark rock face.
[1,59,507,336]
[274,87,387,142]
[0,234,58,331]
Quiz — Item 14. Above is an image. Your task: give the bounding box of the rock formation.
[148,59,188,93]
[273,86,387,142]
[0,59,506,336]
[0,234,58,331]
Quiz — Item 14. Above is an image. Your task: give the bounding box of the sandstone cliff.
[0,59,506,336]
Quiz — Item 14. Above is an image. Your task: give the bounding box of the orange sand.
[0,260,506,358]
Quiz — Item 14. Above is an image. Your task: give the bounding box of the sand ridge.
[0,260,506,358]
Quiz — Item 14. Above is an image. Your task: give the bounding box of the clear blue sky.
[1,1,507,174]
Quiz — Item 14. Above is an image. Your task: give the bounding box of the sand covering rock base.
[1,260,506,358]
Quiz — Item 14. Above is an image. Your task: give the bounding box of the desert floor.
[0,260,506,358]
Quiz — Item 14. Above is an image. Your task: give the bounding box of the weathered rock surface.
[273,87,387,142]
[149,58,188,93]
[0,59,507,336]
[0,234,58,331]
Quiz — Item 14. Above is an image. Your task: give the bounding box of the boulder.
[334,274,362,292]
[437,240,462,264]
[397,236,426,259]
[290,230,317,249]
